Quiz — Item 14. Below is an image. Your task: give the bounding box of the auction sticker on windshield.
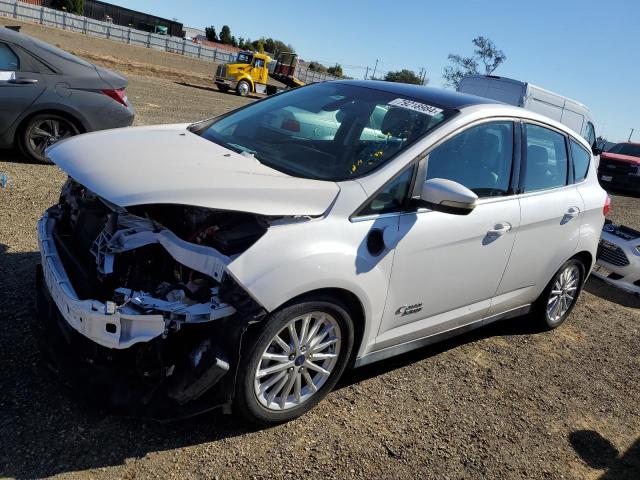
[388,98,443,116]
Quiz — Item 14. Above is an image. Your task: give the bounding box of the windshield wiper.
[227,143,257,156]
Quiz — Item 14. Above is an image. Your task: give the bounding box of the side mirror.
[416,178,478,215]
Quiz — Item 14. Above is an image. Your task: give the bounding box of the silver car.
[0,26,134,163]
[37,81,607,424]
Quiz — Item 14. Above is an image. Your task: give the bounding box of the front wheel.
[236,80,251,97]
[234,297,354,425]
[534,258,585,330]
[20,114,80,164]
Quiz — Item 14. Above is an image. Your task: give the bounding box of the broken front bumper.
[35,210,256,415]
[37,211,235,349]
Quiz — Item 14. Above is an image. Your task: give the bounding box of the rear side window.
[583,122,596,147]
[0,43,19,71]
[571,140,591,182]
[426,121,514,198]
[523,124,568,192]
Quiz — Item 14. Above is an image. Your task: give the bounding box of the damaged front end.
[36,178,268,417]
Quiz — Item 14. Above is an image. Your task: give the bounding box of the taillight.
[101,88,128,107]
[281,118,300,132]
[603,195,611,216]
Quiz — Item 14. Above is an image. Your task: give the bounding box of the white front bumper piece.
[37,212,236,349]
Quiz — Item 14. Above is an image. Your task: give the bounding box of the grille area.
[216,65,227,77]
[597,240,630,267]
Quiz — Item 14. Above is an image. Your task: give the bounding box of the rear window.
[30,37,94,69]
[523,124,568,192]
[570,140,590,182]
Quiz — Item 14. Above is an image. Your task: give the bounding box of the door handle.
[487,222,512,237]
[7,78,38,85]
[563,207,581,220]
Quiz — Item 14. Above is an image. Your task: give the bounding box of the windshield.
[609,143,640,158]
[195,83,455,181]
[236,52,253,64]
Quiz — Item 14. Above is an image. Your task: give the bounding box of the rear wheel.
[236,80,251,97]
[534,258,585,329]
[234,297,354,425]
[20,114,80,164]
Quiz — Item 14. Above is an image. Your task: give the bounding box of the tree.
[204,26,217,42]
[219,25,232,45]
[52,0,83,14]
[230,35,238,47]
[327,64,343,78]
[308,61,327,73]
[383,69,426,85]
[443,36,506,88]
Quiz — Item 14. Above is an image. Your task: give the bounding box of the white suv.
[37,81,607,424]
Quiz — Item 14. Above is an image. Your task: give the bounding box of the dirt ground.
[1,18,639,480]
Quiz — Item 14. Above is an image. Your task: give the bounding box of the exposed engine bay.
[36,178,278,416]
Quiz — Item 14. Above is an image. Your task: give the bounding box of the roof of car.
[333,79,500,110]
[0,26,28,44]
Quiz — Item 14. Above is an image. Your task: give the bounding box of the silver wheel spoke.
[261,352,290,362]
[258,370,287,395]
[273,334,291,354]
[279,372,296,409]
[302,369,317,392]
[257,361,293,379]
[309,352,337,361]
[266,373,290,406]
[304,360,330,376]
[294,372,302,403]
[311,337,338,353]
[288,322,300,354]
[299,314,311,346]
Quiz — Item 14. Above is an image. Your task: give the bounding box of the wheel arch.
[14,108,87,146]
[236,75,254,92]
[274,287,366,366]
[571,250,594,275]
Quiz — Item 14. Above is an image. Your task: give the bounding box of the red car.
[598,142,640,191]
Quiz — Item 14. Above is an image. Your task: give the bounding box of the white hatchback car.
[37,81,607,424]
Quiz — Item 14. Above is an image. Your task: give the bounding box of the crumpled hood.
[46,124,340,216]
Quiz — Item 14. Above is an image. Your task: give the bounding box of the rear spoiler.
[5,26,21,32]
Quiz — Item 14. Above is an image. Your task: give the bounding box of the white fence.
[0,0,339,84]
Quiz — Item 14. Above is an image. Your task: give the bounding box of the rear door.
[494,122,583,313]
[0,42,46,137]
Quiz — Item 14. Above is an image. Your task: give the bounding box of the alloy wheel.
[27,118,78,160]
[254,311,341,411]
[546,264,580,323]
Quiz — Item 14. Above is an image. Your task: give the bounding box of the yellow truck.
[214,51,305,97]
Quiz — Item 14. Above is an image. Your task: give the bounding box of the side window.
[426,121,514,198]
[571,139,590,182]
[0,43,19,71]
[523,124,568,192]
[358,167,414,216]
[583,122,596,147]
[254,58,265,68]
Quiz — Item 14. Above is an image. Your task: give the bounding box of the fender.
[227,216,399,357]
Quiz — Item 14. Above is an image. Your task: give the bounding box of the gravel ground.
[1,20,639,480]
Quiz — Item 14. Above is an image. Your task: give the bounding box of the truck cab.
[215,51,304,97]
[215,51,272,96]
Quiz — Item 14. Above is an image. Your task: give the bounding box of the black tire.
[533,258,585,330]
[216,84,230,93]
[236,80,251,97]
[20,114,80,164]
[234,296,354,425]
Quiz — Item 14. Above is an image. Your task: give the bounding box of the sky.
[109,0,638,143]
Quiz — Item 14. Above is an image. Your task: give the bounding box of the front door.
[376,120,521,349]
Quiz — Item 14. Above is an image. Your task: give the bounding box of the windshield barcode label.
[388,98,443,116]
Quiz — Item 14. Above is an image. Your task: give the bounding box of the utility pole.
[629,128,635,142]
[371,59,379,80]
[364,66,369,80]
